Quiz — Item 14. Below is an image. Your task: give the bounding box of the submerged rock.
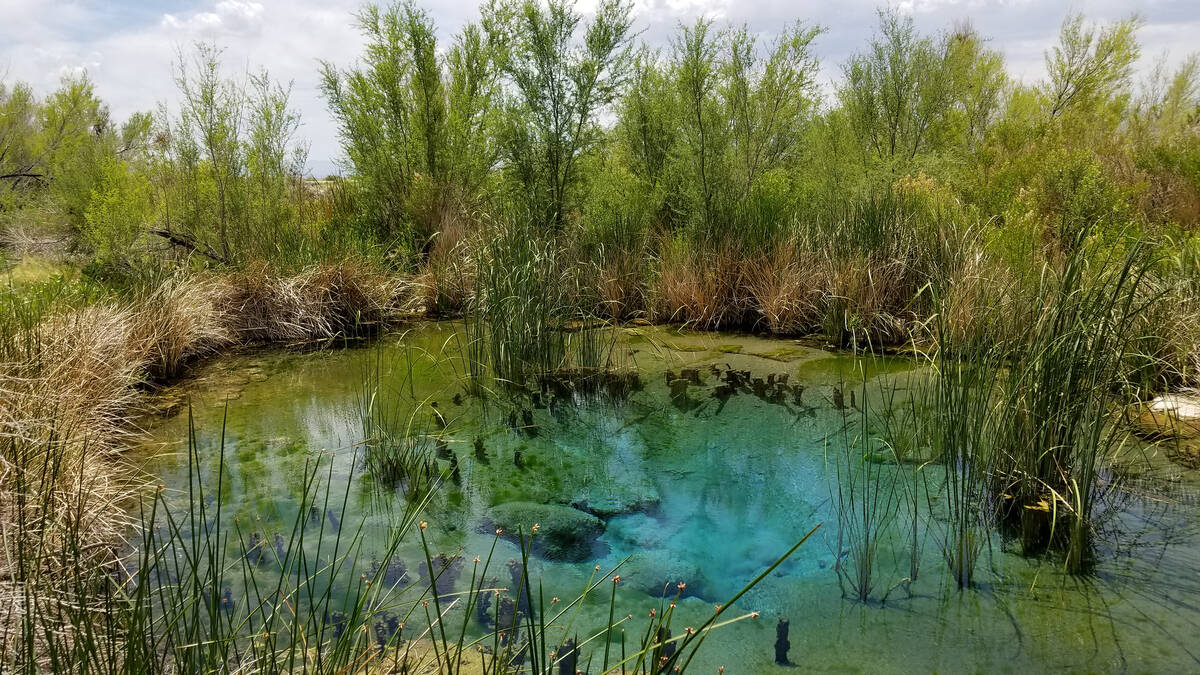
[668,378,693,410]
[373,611,402,650]
[246,532,264,566]
[506,558,534,618]
[521,409,538,437]
[418,552,464,598]
[475,585,495,628]
[572,478,660,518]
[486,502,604,562]
[369,557,408,588]
[621,550,708,600]
[495,595,521,644]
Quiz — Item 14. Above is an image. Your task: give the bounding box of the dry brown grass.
[5,305,142,450]
[820,257,916,345]
[1,298,146,666]
[127,276,236,379]
[741,244,823,334]
[592,248,646,320]
[220,260,414,343]
[415,221,477,317]
[1,261,413,466]
[650,239,746,329]
[649,238,931,344]
[0,447,137,669]
[931,249,1017,349]
[0,261,419,667]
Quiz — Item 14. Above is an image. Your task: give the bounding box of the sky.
[2,0,1198,176]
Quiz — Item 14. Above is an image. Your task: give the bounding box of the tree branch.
[150,228,230,264]
[0,172,47,184]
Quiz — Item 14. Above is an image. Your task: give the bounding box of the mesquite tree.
[487,0,635,231]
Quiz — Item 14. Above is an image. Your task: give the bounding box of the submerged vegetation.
[3,0,1200,671]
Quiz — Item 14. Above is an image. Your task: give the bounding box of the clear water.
[135,323,1200,673]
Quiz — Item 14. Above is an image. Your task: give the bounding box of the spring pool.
[134,323,1200,672]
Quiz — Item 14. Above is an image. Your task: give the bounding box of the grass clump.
[466,212,619,390]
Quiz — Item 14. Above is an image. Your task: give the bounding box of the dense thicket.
[5,3,1198,375]
[1,2,1198,376]
[2,5,1193,282]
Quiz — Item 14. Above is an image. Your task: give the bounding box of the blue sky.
[3,0,1197,176]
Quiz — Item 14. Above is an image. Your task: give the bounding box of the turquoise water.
[135,323,1200,672]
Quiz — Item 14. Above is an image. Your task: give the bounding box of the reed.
[465,212,619,390]
[827,363,904,602]
[892,235,1161,578]
[356,342,444,501]
[989,239,1157,570]
[907,311,1003,588]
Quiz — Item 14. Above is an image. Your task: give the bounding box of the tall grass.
[466,212,619,389]
[0,263,419,672]
[644,186,968,345]
[885,236,1161,579]
[900,300,1004,587]
[827,366,905,602]
[357,341,443,501]
[989,240,1157,570]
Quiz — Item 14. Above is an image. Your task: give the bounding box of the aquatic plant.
[895,236,1160,578]
[357,341,444,501]
[910,336,1001,588]
[827,364,905,602]
[989,238,1157,570]
[465,210,619,389]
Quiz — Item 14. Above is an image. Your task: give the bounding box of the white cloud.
[161,1,267,36]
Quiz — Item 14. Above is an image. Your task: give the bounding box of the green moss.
[234,439,267,463]
[665,342,708,353]
[752,347,804,362]
[276,439,307,456]
[714,344,744,354]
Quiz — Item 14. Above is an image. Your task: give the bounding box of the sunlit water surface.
[135,323,1200,673]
